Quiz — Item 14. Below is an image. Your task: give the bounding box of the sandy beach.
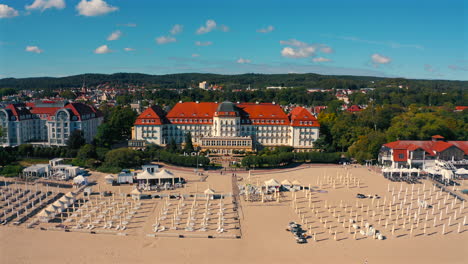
[1,165,467,264]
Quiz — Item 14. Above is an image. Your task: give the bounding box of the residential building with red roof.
[0,101,103,147]
[131,101,320,153]
[378,135,468,169]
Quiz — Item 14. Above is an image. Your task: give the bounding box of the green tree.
[94,124,114,147]
[183,132,194,153]
[18,144,34,157]
[348,131,387,163]
[0,148,15,166]
[76,144,97,160]
[60,90,77,100]
[103,148,142,169]
[67,130,86,149]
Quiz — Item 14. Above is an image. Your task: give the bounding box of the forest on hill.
[0,72,467,91]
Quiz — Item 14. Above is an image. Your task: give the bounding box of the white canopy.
[455,168,468,175]
[264,179,280,187]
[65,192,77,198]
[136,169,175,180]
[281,179,292,186]
[131,188,142,195]
[47,204,61,213]
[37,209,54,218]
[53,200,65,209]
[154,169,174,179]
[441,169,453,180]
[136,170,155,180]
[291,179,302,186]
[204,188,215,195]
[105,175,114,180]
[73,175,87,184]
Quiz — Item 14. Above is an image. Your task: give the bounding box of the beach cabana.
[204,188,216,199]
[131,188,142,200]
[117,170,134,184]
[281,179,292,191]
[264,179,280,191]
[37,209,54,222]
[291,179,302,190]
[104,175,114,185]
[136,169,182,186]
[73,175,88,185]
[455,168,468,179]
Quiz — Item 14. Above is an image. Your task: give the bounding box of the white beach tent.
[264,179,280,187]
[281,179,292,186]
[204,188,216,195]
[441,169,453,180]
[131,188,142,200]
[73,175,88,185]
[104,175,114,184]
[37,209,54,222]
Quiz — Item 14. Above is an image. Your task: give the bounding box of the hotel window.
[399,154,404,159]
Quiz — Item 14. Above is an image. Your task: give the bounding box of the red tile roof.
[5,103,33,121]
[135,102,320,127]
[383,138,468,161]
[289,106,320,127]
[238,103,290,125]
[450,141,468,155]
[166,102,217,124]
[3,102,101,121]
[346,105,362,112]
[455,106,468,111]
[134,105,166,125]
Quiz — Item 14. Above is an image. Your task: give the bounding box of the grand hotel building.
[0,101,103,147]
[131,101,320,153]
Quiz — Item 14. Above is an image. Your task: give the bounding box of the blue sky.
[0,0,466,80]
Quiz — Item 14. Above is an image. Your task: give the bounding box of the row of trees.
[241,148,341,168]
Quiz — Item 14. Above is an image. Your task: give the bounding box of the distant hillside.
[0,72,467,90]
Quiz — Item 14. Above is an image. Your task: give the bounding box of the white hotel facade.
[0,101,103,147]
[131,101,320,153]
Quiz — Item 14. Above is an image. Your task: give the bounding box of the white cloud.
[196,19,217,34]
[237,58,251,64]
[219,25,229,32]
[192,53,200,57]
[170,24,183,35]
[313,57,332,62]
[94,44,112,54]
[371,53,391,66]
[280,40,334,59]
[124,47,135,52]
[26,0,65,11]
[107,30,122,41]
[319,45,333,53]
[0,4,19,18]
[195,41,213,46]
[76,0,118,16]
[156,36,176,44]
[25,46,43,53]
[257,25,274,33]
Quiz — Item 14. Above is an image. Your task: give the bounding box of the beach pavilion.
[204,187,216,199]
[264,179,280,191]
[136,169,183,186]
